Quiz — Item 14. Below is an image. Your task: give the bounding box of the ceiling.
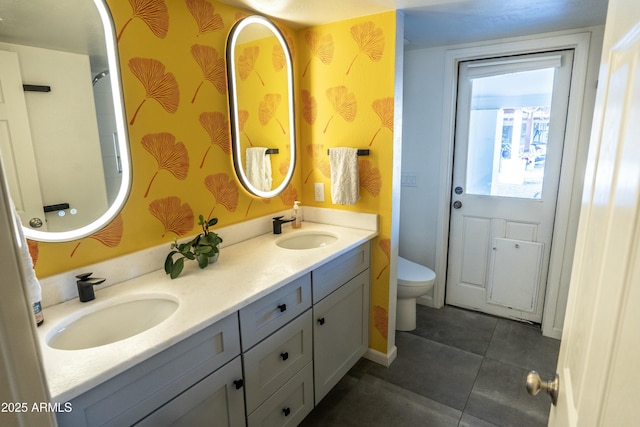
[0,0,609,70]
[222,0,609,48]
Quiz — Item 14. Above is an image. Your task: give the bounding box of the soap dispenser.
[292,201,302,229]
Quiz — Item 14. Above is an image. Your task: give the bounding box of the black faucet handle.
[76,273,106,303]
[75,272,94,281]
[273,216,284,221]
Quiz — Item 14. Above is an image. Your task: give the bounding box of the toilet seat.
[398,257,435,286]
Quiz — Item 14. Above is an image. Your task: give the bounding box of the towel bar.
[327,149,370,156]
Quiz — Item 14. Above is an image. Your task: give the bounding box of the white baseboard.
[417,295,436,307]
[364,345,397,367]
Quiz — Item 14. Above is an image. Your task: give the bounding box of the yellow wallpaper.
[297,12,396,353]
[234,34,292,190]
[29,1,396,354]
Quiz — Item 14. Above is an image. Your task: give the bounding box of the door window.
[464,61,558,199]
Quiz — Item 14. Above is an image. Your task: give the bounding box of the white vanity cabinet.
[54,240,372,427]
[56,313,243,427]
[312,243,370,404]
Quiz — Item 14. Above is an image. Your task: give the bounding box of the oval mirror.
[227,15,295,198]
[0,0,131,242]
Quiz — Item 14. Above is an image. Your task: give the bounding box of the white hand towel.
[329,148,359,205]
[245,147,272,192]
[11,205,43,324]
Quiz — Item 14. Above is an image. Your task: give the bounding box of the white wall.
[400,26,604,336]
[399,44,445,270]
[93,73,121,206]
[0,42,108,231]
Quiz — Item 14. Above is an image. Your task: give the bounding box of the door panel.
[0,50,46,230]
[460,217,490,286]
[548,1,640,423]
[447,50,574,322]
[487,238,543,312]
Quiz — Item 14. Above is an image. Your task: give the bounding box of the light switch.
[314,183,325,201]
[401,173,417,187]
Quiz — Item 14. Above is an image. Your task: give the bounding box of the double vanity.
[37,219,377,426]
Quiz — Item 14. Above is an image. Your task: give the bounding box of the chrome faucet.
[76,272,106,302]
[272,216,294,234]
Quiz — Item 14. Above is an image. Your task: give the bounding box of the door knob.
[526,371,559,406]
[453,200,462,209]
[29,217,44,228]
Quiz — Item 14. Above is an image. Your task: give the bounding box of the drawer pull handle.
[280,352,289,361]
[283,407,291,417]
[278,303,287,312]
[318,317,325,325]
[233,379,244,390]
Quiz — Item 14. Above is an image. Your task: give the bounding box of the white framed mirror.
[227,15,296,198]
[0,0,131,242]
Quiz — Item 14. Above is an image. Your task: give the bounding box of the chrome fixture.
[526,370,560,406]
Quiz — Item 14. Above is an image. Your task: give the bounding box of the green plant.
[164,215,223,279]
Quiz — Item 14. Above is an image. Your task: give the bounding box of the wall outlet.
[314,183,325,201]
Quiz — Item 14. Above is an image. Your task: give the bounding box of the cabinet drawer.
[135,356,245,427]
[244,310,313,414]
[239,273,311,350]
[312,242,370,303]
[57,313,241,427]
[247,362,314,427]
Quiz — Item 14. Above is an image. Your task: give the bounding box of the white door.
[541,0,640,424]
[0,50,47,231]
[446,50,574,322]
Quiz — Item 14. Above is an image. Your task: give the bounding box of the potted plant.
[164,215,223,279]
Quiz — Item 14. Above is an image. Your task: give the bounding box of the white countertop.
[36,222,377,403]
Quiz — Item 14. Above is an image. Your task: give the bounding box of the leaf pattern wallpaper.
[141,132,189,197]
[302,30,334,77]
[234,33,291,191]
[186,0,224,35]
[149,196,194,237]
[128,57,180,125]
[299,12,396,353]
[34,1,396,356]
[199,111,231,166]
[346,21,385,75]
[190,45,226,103]
[238,46,264,85]
[117,0,169,42]
[324,86,357,133]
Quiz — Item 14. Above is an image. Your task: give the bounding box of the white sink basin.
[276,231,338,250]
[47,295,179,350]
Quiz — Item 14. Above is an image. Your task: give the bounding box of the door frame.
[433,31,595,338]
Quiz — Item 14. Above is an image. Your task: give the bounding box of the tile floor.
[301,305,560,427]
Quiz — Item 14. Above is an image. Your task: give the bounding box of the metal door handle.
[29,217,44,228]
[453,200,462,209]
[526,371,559,406]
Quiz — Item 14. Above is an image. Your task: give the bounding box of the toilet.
[396,257,436,331]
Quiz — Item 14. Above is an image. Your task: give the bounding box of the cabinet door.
[57,313,241,427]
[136,357,245,427]
[313,269,370,404]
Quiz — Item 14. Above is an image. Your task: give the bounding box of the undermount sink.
[276,231,338,250]
[47,295,179,350]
